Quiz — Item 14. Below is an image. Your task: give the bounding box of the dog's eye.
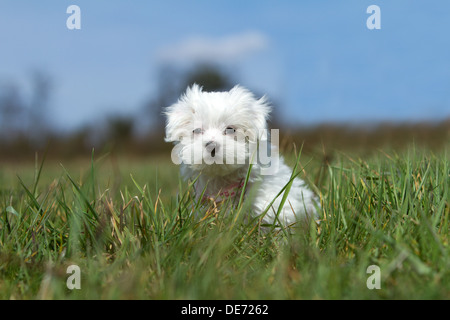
[224,127,236,135]
[193,128,203,134]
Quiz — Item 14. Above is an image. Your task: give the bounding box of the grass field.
[0,145,448,300]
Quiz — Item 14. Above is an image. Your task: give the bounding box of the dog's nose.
[205,141,217,157]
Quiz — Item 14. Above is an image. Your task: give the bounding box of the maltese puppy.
[164,84,320,228]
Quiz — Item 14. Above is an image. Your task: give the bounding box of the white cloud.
[156,31,269,63]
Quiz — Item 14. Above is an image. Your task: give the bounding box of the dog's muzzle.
[205,141,217,157]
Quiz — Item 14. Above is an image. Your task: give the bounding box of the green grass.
[0,146,448,299]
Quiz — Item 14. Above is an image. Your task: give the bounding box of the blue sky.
[1,1,449,131]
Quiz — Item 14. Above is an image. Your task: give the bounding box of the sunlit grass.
[0,146,448,299]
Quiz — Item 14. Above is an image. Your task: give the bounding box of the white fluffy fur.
[165,84,320,228]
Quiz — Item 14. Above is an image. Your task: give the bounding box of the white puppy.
[165,84,320,228]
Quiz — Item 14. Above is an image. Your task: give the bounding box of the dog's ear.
[253,95,271,141]
[164,84,203,142]
[164,102,182,142]
[229,85,271,141]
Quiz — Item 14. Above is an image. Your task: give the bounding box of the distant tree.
[182,64,233,92]
[144,65,181,134]
[142,64,234,135]
[0,82,25,139]
[28,70,52,140]
[107,116,134,144]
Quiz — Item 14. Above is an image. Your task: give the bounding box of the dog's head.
[164,84,271,175]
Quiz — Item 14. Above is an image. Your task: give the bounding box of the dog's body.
[165,85,319,227]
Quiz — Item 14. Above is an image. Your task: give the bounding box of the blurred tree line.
[0,64,239,160]
[0,65,449,162]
